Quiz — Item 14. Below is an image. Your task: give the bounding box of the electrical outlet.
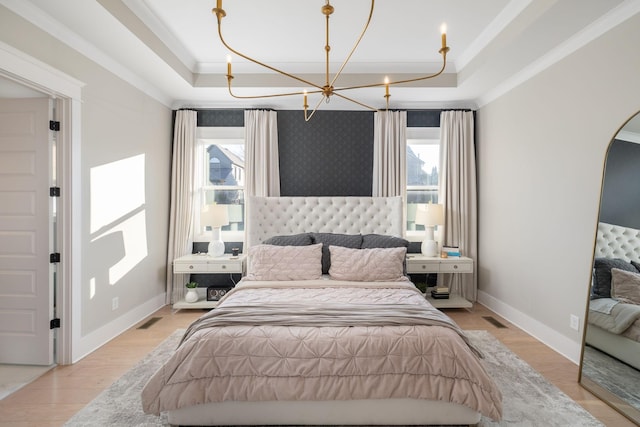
[570,314,579,331]
[112,297,119,311]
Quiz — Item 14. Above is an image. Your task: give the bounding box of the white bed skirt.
[167,398,481,426]
[585,324,640,370]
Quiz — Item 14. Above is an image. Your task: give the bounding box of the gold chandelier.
[212,0,450,121]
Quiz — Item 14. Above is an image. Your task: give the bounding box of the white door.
[0,97,54,365]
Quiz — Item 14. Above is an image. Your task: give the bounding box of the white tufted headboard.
[595,222,640,262]
[247,196,403,247]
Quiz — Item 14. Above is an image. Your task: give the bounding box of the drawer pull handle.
[221,265,227,269]
[453,265,458,269]
[189,265,194,270]
[421,265,426,269]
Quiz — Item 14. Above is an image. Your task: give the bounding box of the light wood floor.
[0,303,635,427]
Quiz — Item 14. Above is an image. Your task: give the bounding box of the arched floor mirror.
[579,110,640,425]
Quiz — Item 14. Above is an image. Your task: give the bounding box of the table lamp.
[414,203,444,257]
[201,204,229,257]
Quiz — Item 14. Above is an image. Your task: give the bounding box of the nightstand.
[405,254,473,309]
[172,254,246,310]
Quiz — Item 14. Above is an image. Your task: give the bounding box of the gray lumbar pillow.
[264,233,313,246]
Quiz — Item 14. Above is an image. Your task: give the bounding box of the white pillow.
[328,245,407,282]
[611,267,640,305]
[247,243,322,281]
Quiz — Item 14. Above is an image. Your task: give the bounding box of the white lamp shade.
[415,203,444,226]
[201,204,229,228]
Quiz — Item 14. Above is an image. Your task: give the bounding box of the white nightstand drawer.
[439,261,472,273]
[408,261,440,273]
[207,262,243,273]
[173,254,247,275]
[174,261,208,273]
[406,255,473,275]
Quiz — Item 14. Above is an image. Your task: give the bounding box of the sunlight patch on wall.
[93,211,148,284]
[90,154,145,233]
[90,154,148,285]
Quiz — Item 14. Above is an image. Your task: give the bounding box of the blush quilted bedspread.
[141,280,502,421]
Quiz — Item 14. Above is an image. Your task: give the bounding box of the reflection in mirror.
[580,111,640,424]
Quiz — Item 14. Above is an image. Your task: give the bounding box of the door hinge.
[50,253,61,263]
[50,187,60,197]
[49,120,60,131]
[50,318,61,329]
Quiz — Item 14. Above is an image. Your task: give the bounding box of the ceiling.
[2,0,639,111]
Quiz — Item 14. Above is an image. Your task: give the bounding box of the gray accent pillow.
[593,258,639,298]
[632,260,640,272]
[361,234,409,249]
[311,233,363,274]
[264,233,313,246]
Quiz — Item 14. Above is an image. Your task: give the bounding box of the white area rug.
[64,329,603,426]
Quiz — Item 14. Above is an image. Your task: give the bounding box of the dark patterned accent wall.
[407,110,441,127]
[196,109,244,127]
[277,110,374,196]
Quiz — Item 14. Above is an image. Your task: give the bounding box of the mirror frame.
[578,110,640,425]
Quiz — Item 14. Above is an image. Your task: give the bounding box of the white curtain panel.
[245,110,280,247]
[439,110,478,301]
[372,110,407,198]
[166,110,197,304]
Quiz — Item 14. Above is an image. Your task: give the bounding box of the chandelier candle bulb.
[441,23,447,49]
[226,55,231,75]
[384,76,389,96]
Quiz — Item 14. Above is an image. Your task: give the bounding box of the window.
[196,127,245,243]
[406,127,440,234]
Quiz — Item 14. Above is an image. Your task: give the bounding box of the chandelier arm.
[332,91,378,111]
[329,0,375,88]
[382,54,448,87]
[227,86,323,100]
[215,13,325,91]
[332,55,448,93]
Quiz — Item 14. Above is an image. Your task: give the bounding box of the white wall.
[476,13,640,363]
[0,6,172,361]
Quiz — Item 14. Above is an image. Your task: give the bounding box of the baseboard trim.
[71,293,166,363]
[477,290,581,364]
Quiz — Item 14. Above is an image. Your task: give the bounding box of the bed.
[586,222,640,370]
[142,196,502,425]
